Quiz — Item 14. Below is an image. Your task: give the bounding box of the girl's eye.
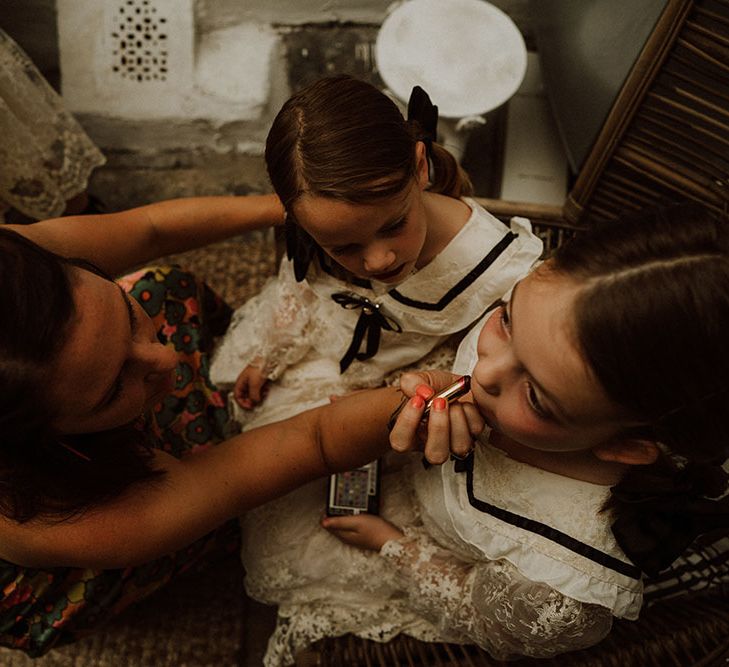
[382,217,407,236]
[331,244,357,256]
[499,304,511,332]
[526,382,551,419]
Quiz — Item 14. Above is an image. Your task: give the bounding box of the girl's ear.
[415,141,429,189]
[593,438,660,465]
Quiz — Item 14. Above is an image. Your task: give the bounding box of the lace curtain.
[0,29,105,221]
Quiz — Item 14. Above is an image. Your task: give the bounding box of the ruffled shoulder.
[301,201,542,341]
[379,201,542,334]
[439,442,644,619]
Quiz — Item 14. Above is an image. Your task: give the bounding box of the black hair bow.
[331,292,402,372]
[611,463,729,577]
[407,85,438,161]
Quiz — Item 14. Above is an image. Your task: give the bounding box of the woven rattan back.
[566,0,729,224]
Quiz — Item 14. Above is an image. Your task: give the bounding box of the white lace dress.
[239,317,644,667]
[210,198,542,430]
[0,30,105,221]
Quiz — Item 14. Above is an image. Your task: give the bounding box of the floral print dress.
[0,266,239,657]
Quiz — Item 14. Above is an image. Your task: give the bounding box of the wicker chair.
[297,211,729,666]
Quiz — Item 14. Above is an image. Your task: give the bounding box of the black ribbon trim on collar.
[454,451,642,580]
[388,231,517,311]
[332,292,402,372]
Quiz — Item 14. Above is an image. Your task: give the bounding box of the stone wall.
[3,0,534,206]
[49,0,530,156]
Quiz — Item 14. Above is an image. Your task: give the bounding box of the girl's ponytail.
[406,85,473,199]
[552,204,729,576]
[429,141,473,198]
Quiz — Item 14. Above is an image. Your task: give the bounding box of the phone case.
[326,460,380,516]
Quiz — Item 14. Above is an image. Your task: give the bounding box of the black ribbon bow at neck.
[611,463,729,577]
[407,85,439,162]
[331,291,402,373]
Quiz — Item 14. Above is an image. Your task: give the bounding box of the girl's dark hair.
[0,228,163,523]
[549,203,729,573]
[265,74,473,213]
[552,203,729,463]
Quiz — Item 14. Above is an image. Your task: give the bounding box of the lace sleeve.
[380,527,613,659]
[210,259,318,387]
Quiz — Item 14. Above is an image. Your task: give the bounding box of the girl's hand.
[390,370,485,465]
[234,364,269,409]
[321,514,404,551]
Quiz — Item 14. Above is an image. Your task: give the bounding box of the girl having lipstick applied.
[241,203,729,666]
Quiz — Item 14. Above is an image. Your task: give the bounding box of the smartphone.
[326,460,380,516]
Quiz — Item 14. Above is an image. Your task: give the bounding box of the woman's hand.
[389,370,485,465]
[321,514,404,551]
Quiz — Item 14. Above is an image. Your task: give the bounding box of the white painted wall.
[57,0,531,152]
[59,0,278,121]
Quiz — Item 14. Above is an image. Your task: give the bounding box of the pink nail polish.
[416,384,434,399]
[411,395,425,409]
[433,397,447,411]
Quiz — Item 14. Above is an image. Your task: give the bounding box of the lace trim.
[380,526,614,659]
[0,30,105,219]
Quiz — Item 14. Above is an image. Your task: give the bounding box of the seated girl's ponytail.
[428,141,473,199]
[406,85,473,199]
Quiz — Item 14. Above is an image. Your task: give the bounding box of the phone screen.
[327,461,379,516]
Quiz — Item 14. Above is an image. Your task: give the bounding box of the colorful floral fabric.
[0,266,240,656]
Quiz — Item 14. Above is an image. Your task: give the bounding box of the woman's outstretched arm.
[8,193,285,276]
[0,385,402,569]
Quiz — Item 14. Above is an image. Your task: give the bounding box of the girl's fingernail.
[416,384,434,399]
[411,395,425,409]
[433,397,447,411]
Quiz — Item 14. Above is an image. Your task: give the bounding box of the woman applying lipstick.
[0,191,484,656]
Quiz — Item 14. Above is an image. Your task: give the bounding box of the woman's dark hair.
[0,228,163,523]
[549,203,729,573]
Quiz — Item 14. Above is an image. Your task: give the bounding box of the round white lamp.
[375,0,527,159]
